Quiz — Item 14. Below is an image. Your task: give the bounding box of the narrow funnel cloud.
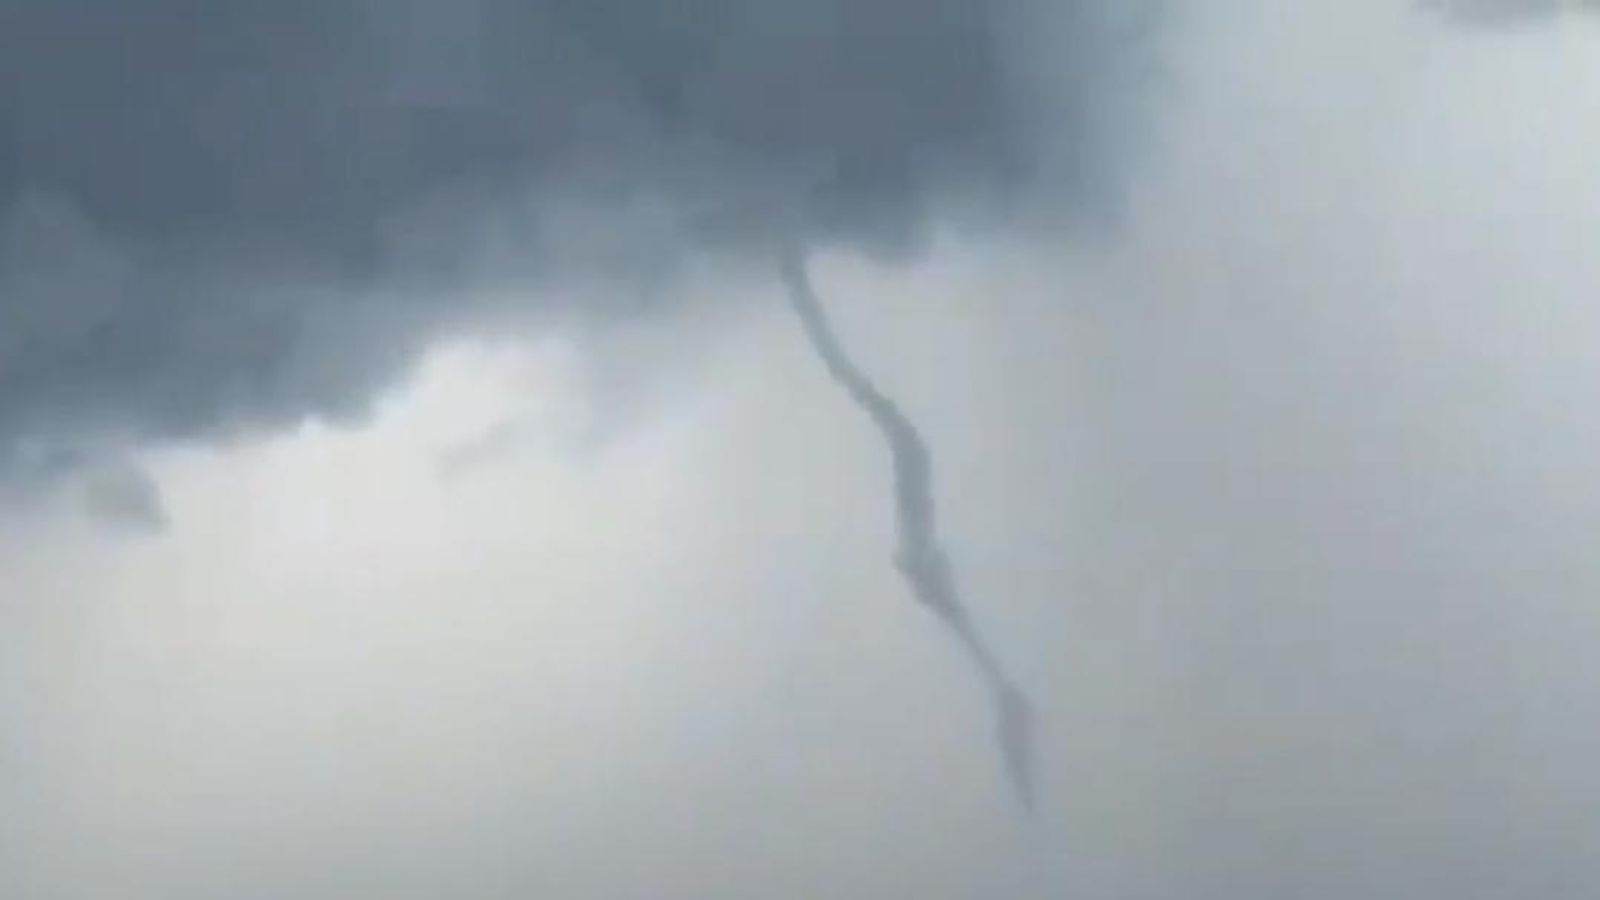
[779,248,1036,814]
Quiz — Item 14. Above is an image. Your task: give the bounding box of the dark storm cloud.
[0,0,1150,460]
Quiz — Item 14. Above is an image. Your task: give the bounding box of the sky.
[3,1,1600,898]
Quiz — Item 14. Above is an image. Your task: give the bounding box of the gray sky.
[4,1,1600,898]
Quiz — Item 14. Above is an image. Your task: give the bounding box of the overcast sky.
[4,1,1600,898]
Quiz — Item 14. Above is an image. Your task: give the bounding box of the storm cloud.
[5,1,1600,897]
[0,0,1149,462]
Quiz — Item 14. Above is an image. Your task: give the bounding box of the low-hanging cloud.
[77,460,170,535]
[781,248,1037,814]
[0,0,1153,463]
